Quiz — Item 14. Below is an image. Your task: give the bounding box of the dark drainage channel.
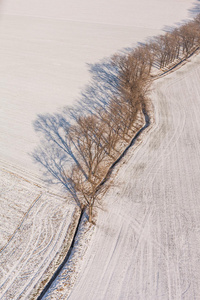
[37,207,85,300]
[37,108,150,299]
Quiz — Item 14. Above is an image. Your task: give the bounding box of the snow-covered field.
[0,0,197,174]
[64,54,200,299]
[0,0,199,298]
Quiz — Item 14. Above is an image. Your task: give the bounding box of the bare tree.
[179,21,199,57]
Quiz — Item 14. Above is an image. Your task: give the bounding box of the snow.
[64,54,200,299]
[0,169,40,250]
[0,167,77,299]
[0,0,198,176]
[0,0,200,298]
[0,0,196,27]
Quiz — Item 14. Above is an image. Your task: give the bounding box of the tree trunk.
[89,204,93,223]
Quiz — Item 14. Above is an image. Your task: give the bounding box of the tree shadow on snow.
[32,57,120,203]
[188,0,200,18]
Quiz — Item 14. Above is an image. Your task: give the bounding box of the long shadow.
[188,0,200,18]
[32,57,121,202]
[158,1,200,34]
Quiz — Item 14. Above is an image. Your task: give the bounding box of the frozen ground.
[0,0,199,298]
[62,54,200,299]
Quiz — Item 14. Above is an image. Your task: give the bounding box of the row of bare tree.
[33,53,149,222]
[34,14,200,222]
[149,14,200,69]
[64,53,150,222]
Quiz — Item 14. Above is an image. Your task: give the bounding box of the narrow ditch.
[37,207,85,300]
[36,107,150,299]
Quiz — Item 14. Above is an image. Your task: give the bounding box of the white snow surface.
[0,168,77,299]
[65,54,200,300]
[0,0,198,175]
